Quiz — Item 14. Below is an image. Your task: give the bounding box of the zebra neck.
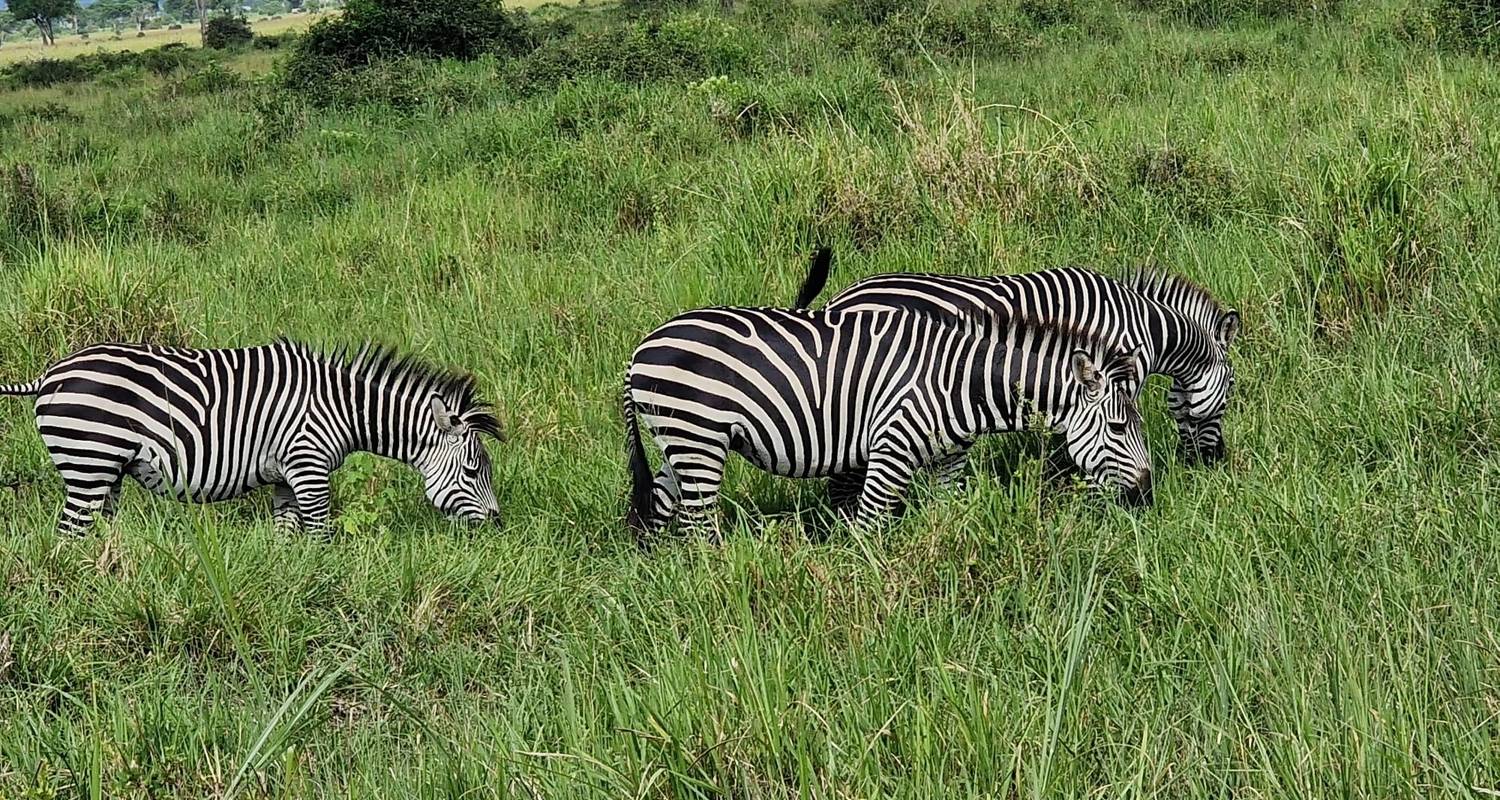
[316,361,424,465]
[963,341,1059,436]
[1144,301,1219,381]
[969,338,1074,436]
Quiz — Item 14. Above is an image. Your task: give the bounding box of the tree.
[160,0,196,20]
[8,0,78,45]
[0,11,17,46]
[89,0,137,34]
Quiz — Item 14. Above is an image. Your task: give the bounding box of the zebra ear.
[1218,310,1240,347]
[429,395,465,435]
[1070,350,1104,397]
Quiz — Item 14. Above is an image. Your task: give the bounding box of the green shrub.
[2,58,89,89]
[822,0,905,26]
[136,43,208,75]
[280,0,535,103]
[1129,142,1239,224]
[253,30,301,49]
[204,15,255,49]
[1288,134,1438,339]
[508,13,759,95]
[619,0,701,14]
[290,0,533,69]
[1,43,209,89]
[1136,0,1342,26]
[1396,0,1500,54]
[280,57,435,110]
[167,63,246,97]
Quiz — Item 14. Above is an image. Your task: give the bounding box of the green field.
[1,0,1498,796]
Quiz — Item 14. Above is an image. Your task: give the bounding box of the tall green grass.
[1,1,1499,796]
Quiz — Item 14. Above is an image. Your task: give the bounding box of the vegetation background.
[1,0,1499,796]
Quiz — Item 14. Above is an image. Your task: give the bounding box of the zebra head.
[1167,309,1239,465]
[1059,343,1153,506]
[417,393,504,525]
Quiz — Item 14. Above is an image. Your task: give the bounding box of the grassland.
[0,14,327,65]
[1,0,1498,797]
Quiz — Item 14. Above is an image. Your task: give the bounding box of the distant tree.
[0,11,17,46]
[160,0,195,20]
[9,0,78,45]
[90,0,137,34]
[203,12,251,47]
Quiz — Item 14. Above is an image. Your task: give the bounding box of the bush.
[2,58,89,89]
[1136,0,1342,25]
[1396,0,1500,54]
[1285,133,1437,339]
[204,15,254,49]
[1,43,208,89]
[280,0,535,103]
[619,0,700,15]
[253,30,300,49]
[509,13,759,95]
[822,0,905,26]
[823,0,1086,74]
[1129,143,1239,224]
[291,0,532,68]
[166,63,246,97]
[279,57,435,110]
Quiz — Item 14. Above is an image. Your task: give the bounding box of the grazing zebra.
[622,305,1152,537]
[792,251,1238,505]
[0,340,504,535]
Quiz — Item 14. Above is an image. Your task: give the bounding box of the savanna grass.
[1,0,1499,796]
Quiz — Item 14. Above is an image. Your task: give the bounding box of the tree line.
[0,0,317,46]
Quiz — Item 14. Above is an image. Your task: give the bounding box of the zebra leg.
[49,449,129,535]
[664,443,729,543]
[285,463,333,537]
[58,479,121,535]
[99,475,126,520]
[851,449,919,531]
[271,482,302,533]
[930,450,971,495]
[827,469,866,513]
[648,466,681,532]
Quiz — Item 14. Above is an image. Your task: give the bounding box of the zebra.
[791,250,1238,505]
[0,340,504,535]
[622,304,1153,538]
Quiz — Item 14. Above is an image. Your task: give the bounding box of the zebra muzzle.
[1121,473,1154,507]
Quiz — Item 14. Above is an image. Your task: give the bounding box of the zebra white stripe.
[794,252,1240,466]
[622,306,1153,538]
[0,340,504,535]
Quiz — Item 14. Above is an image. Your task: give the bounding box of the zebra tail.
[0,380,41,396]
[792,246,832,309]
[623,378,655,534]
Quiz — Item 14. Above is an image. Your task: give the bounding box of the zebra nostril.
[1122,473,1153,507]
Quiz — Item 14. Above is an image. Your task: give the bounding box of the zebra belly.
[125,442,279,503]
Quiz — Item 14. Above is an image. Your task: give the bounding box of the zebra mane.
[1127,270,1225,336]
[889,306,1138,380]
[290,339,503,439]
[1012,313,1140,376]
